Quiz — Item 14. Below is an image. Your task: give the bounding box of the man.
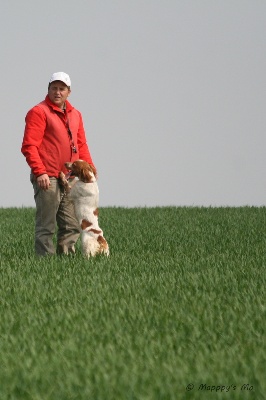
[21,72,96,256]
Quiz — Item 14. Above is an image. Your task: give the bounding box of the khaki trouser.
[31,176,80,256]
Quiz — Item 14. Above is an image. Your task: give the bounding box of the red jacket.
[21,95,95,177]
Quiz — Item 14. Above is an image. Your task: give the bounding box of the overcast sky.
[1,0,266,208]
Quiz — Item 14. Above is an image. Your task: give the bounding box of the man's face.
[48,80,71,109]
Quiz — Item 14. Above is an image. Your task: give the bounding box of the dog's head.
[65,160,97,183]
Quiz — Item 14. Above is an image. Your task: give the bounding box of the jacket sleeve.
[77,112,96,169]
[21,106,47,177]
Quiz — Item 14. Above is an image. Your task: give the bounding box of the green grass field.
[0,206,265,400]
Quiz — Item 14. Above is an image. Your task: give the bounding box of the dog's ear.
[89,164,97,178]
[79,166,92,183]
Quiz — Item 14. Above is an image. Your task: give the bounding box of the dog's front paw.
[59,171,66,180]
[58,171,71,193]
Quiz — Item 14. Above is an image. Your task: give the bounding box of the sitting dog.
[59,160,109,258]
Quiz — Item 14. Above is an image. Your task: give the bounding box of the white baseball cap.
[49,72,71,87]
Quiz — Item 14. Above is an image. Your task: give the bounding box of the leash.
[57,109,77,154]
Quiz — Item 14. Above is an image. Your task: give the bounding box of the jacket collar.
[44,95,74,113]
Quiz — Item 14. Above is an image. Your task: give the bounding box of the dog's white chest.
[70,181,99,203]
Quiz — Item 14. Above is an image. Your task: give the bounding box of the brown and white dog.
[59,160,109,258]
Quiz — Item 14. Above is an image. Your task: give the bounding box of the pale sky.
[1,0,266,207]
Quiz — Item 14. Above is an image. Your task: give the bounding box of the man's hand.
[37,174,51,191]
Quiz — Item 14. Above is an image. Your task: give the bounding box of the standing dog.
[59,160,109,258]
